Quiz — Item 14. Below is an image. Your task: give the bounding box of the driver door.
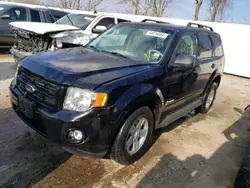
[163,33,203,112]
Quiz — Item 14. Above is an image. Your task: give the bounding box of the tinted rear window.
[198,34,213,59]
[212,34,224,57]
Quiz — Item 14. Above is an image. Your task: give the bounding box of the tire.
[198,82,218,114]
[110,106,154,165]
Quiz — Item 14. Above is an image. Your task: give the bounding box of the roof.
[121,22,218,34]
[0,1,95,14]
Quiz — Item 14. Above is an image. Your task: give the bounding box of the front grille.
[16,67,62,111]
[12,28,48,53]
[17,38,36,52]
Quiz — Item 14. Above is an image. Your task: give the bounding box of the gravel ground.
[0,56,250,188]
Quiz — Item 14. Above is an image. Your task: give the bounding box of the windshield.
[56,14,96,30]
[88,24,174,64]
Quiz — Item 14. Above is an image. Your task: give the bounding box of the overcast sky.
[97,0,250,24]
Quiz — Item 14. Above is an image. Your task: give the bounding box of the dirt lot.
[0,55,250,188]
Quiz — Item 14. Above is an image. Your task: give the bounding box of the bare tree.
[119,0,140,14]
[208,0,233,22]
[151,0,172,17]
[84,0,103,10]
[57,0,103,10]
[116,0,172,16]
[194,0,203,20]
[9,0,40,5]
[115,0,139,14]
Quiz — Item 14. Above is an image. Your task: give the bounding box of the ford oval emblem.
[25,83,36,93]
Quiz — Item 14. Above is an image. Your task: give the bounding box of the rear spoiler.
[187,22,213,31]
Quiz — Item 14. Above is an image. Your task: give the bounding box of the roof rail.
[187,22,213,31]
[141,19,170,24]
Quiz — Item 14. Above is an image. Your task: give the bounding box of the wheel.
[110,106,154,165]
[198,82,218,114]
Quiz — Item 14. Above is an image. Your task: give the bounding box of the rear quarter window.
[212,34,224,57]
[198,34,213,59]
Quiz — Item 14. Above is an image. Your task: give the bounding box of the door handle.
[211,63,215,69]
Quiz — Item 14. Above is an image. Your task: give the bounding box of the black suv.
[10,22,225,165]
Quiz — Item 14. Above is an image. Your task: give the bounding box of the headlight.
[63,87,107,112]
[50,31,69,38]
[81,36,91,46]
[12,64,20,88]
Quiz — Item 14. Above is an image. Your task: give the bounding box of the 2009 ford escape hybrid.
[10,22,225,165]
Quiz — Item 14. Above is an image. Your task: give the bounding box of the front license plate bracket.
[18,96,35,119]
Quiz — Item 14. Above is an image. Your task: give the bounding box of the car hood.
[20,47,152,89]
[9,21,80,35]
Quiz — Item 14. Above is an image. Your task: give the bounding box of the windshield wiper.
[101,50,129,60]
[88,45,99,51]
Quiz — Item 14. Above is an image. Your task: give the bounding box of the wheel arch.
[109,84,164,145]
[203,70,221,95]
[212,75,221,88]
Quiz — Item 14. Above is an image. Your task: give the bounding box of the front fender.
[114,83,163,110]
[113,83,164,129]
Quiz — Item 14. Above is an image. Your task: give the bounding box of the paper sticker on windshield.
[146,31,168,39]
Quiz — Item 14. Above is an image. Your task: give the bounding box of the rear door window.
[198,34,213,59]
[30,9,41,22]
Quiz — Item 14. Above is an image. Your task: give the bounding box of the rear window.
[30,9,41,22]
[212,34,224,57]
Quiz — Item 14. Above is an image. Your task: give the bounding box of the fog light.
[73,130,83,140]
[67,130,85,143]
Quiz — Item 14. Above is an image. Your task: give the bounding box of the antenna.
[42,2,58,24]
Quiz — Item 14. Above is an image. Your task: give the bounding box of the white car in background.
[10,12,141,62]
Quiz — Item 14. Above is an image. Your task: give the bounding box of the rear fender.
[203,70,220,95]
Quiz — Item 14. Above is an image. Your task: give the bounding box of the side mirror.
[169,55,195,68]
[92,25,107,34]
[1,14,11,20]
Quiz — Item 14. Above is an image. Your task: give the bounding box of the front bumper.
[10,83,124,158]
[10,48,32,63]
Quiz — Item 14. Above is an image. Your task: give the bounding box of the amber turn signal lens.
[94,93,107,107]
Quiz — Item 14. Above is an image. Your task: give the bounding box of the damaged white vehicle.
[10,12,138,62]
